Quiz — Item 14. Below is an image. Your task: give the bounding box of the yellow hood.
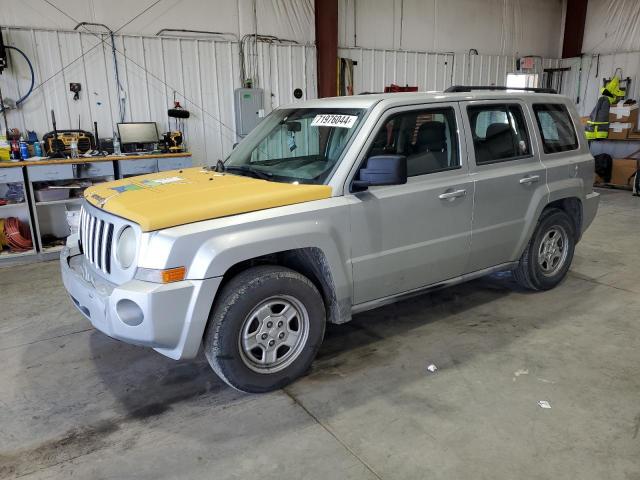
[84,167,332,231]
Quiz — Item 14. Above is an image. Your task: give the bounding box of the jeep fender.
[510,181,550,262]
[179,202,354,320]
[513,178,584,260]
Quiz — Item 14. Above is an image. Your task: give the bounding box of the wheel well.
[218,248,345,324]
[545,197,582,240]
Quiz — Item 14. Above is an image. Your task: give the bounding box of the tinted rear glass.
[533,104,579,154]
[467,104,531,165]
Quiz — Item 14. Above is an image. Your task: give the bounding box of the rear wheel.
[513,208,576,291]
[204,266,326,393]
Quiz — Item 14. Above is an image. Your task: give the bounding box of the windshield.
[224,108,365,184]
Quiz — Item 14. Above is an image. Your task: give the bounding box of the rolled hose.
[3,217,32,252]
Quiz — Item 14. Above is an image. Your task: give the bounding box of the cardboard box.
[608,122,632,140]
[610,158,638,186]
[609,101,638,127]
[628,130,640,139]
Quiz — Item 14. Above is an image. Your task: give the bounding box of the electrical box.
[234,88,264,139]
[519,57,536,70]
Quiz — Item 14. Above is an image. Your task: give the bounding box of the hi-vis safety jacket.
[585,76,625,140]
[585,96,611,140]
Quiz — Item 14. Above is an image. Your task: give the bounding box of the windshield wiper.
[224,165,273,180]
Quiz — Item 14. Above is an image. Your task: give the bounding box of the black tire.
[204,265,326,393]
[513,208,576,291]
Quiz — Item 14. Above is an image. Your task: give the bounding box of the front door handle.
[519,175,540,185]
[439,189,467,200]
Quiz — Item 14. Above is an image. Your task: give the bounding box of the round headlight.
[115,226,136,269]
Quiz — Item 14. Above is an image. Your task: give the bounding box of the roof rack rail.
[444,85,557,94]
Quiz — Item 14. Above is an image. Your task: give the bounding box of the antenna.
[48,110,65,158]
[94,121,100,151]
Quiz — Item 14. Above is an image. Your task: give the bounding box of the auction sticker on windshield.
[311,114,358,128]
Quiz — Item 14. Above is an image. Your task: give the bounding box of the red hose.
[4,217,32,252]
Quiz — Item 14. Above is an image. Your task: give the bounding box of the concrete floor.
[1,188,639,480]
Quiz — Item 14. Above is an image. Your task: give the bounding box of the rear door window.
[533,104,579,154]
[467,104,531,165]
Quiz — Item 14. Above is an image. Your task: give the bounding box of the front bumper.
[60,245,221,360]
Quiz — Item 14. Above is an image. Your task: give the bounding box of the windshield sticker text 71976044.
[310,114,358,128]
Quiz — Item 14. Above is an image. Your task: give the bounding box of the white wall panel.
[583,0,640,54]
[338,0,565,57]
[0,27,317,166]
[0,0,314,44]
[568,53,640,116]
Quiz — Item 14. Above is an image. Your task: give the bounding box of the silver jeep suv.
[61,87,600,392]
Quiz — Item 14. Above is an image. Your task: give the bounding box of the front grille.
[78,205,114,274]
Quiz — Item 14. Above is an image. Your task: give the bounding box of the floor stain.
[0,420,120,478]
[0,368,221,478]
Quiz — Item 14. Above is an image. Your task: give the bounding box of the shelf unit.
[0,202,27,210]
[0,153,192,266]
[117,154,192,178]
[0,248,37,261]
[0,166,37,263]
[590,138,640,190]
[27,161,116,255]
[35,198,84,207]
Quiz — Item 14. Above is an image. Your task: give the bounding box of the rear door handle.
[439,189,467,200]
[519,175,540,185]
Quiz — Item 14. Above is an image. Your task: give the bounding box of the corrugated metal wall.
[339,48,567,95]
[0,27,317,165]
[338,48,454,92]
[452,53,516,88]
[3,25,588,167]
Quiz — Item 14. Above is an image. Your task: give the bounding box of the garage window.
[468,104,531,165]
[367,107,460,177]
[533,104,579,154]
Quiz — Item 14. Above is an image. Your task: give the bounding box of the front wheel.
[204,266,326,393]
[513,208,576,291]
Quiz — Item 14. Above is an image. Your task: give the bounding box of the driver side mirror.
[352,155,408,191]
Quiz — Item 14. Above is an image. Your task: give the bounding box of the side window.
[468,104,531,165]
[367,107,460,177]
[533,104,578,154]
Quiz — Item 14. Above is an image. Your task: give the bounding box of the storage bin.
[35,187,71,202]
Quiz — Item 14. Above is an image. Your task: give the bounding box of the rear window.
[467,104,531,165]
[533,104,578,154]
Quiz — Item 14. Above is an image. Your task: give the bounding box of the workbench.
[0,153,192,265]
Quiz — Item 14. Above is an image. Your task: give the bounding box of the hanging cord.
[71,22,126,122]
[16,0,162,111]
[110,31,126,122]
[0,84,7,136]
[0,45,36,113]
[239,34,299,87]
[21,0,243,150]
